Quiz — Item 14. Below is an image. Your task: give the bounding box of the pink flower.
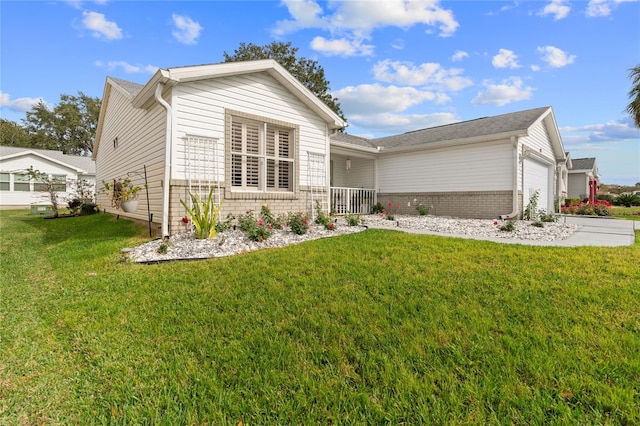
[388,202,393,207]
[303,219,307,224]
[493,221,498,225]
[181,217,189,224]
[258,220,264,226]
[329,212,333,217]
[329,223,335,229]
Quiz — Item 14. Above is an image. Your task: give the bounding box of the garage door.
[524,157,551,213]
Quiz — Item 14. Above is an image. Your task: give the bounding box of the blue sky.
[1,0,639,185]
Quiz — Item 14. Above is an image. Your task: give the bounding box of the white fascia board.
[131,60,346,129]
[381,130,528,154]
[330,140,379,154]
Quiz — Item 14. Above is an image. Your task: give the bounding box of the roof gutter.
[501,136,521,220]
[155,82,172,239]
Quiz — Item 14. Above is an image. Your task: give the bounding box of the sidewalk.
[368,216,637,247]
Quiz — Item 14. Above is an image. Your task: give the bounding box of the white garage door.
[524,158,551,213]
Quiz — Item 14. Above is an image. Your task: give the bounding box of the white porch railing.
[330,187,376,215]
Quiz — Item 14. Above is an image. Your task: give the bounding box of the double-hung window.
[14,173,30,192]
[230,115,295,194]
[0,173,9,191]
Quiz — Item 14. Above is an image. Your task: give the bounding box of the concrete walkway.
[369,216,637,247]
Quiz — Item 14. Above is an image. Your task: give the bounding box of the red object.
[181,217,189,224]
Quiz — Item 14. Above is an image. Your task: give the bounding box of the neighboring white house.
[93,60,345,237]
[330,106,568,219]
[567,157,600,203]
[0,146,96,208]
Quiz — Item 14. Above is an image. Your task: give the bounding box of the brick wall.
[168,181,320,235]
[376,190,517,219]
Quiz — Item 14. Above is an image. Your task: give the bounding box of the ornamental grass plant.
[1,210,639,424]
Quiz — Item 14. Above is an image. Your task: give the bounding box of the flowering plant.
[238,210,273,241]
[179,188,222,239]
[561,200,611,216]
[382,202,399,220]
[287,212,310,235]
[314,200,337,230]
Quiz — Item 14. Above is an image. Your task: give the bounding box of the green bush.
[80,202,98,215]
[371,202,384,214]
[614,193,640,207]
[564,198,581,207]
[344,212,361,226]
[287,212,310,235]
[597,194,615,203]
[237,211,273,242]
[415,204,430,216]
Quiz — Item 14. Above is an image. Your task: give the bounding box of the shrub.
[531,221,544,228]
[260,205,284,230]
[287,212,310,235]
[614,193,640,207]
[216,213,235,233]
[238,211,273,242]
[523,190,540,221]
[539,213,557,223]
[415,204,430,216]
[371,202,384,214]
[344,212,361,226]
[597,194,615,203]
[68,198,83,215]
[564,198,581,207]
[562,200,611,216]
[383,202,399,220]
[314,200,336,230]
[80,202,98,215]
[499,217,516,232]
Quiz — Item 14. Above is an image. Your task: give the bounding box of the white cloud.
[274,0,459,56]
[95,60,158,74]
[0,92,46,112]
[349,112,459,134]
[82,11,122,40]
[531,64,542,72]
[471,77,534,106]
[372,59,472,91]
[585,0,613,16]
[539,0,571,20]
[561,119,640,142]
[451,50,469,62]
[310,36,374,56]
[333,84,445,115]
[171,14,202,45]
[492,49,520,69]
[537,45,576,67]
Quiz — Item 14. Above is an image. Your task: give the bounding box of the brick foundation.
[376,191,517,219]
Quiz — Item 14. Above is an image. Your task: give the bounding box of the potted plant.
[102,177,142,212]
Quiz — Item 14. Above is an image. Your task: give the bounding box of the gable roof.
[129,59,345,129]
[373,106,552,149]
[569,157,596,171]
[0,146,95,174]
[331,106,566,160]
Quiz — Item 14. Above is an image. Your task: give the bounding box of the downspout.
[155,83,172,239]
[500,136,520,220]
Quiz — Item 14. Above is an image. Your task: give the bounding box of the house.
[567,157,600,203]
[330,106,568,219]
[0,146,96,208]
[93,60,345,237]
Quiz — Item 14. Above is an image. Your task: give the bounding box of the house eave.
[381,130,529,154]
[1,150,86,173]
[130,60,346,129]
[330,140,379,154]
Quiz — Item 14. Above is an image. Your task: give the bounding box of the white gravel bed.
[128,215,578,263]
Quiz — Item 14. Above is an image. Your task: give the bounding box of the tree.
[22,92,101,155]
[626,64,640,128]
[0,119,30,147]
[223,42,346,126]
[24,166,67,217]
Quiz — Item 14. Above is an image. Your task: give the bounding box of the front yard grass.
[1,210,639,424]
[611,205,640,220]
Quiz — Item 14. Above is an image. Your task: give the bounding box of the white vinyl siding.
[172,72,328,188]
[94,84,166,221]
[377,142,513,193]
[520,119,554,159]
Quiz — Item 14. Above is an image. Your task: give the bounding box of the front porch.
[330,187,376,214]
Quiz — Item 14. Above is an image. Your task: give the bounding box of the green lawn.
[611,205,640,221]
[1,210,639,424]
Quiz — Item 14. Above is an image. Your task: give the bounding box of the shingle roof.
[569,157,596,171]
[372,106,551,149]
[108,77,144,97]
[330,132,376,148]
[0,146,95,173]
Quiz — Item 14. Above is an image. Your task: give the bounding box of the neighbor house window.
[0,173,9,191]
[52,174,66,192]
[229,115,294,193]
[14,173,30,191]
